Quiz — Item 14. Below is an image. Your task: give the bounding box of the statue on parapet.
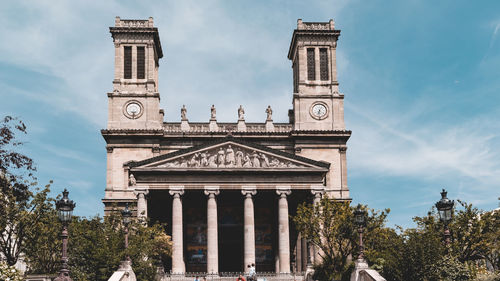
[238,105,245,121]
[210,104,217,120]
[181,105,187,121]
[266,105,273,121]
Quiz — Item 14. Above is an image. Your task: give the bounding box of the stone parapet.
[163,122,292,133]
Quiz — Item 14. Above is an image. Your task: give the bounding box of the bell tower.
[288,19,345,131]
[107,17,164,130]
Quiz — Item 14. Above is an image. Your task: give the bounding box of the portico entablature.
[124,138,329,190]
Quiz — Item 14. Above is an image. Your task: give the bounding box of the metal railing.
[160,272,307,281]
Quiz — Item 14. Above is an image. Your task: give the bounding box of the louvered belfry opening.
[124,46,132,79]
[137,46,145,79]
[320,48,328,81]
[307,48,315,80]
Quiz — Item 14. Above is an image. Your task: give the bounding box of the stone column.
[242,187,257,271]
[311,187,325,265]
[134,188,149,220]
[205,187,220,274]
[169,187,185,274]
[276,187,291,273]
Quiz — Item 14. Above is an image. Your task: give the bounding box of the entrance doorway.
[218,191,243,272]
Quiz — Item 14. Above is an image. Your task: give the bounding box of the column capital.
[169,186,185,197]
[241,186,257,197]
[276,186,292,197]
[133,187,149,197]
[311,186,325,198]
[204,186,220,197]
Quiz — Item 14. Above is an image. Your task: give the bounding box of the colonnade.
[134,186,325,275]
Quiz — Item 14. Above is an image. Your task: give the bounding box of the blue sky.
[0,0,499,228]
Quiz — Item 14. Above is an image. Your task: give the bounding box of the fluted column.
[169,187,185,274]
[205,187,220,274]
[134,188,149,220]
[242,187,257,272]
[311,187,325,265]
[276,187,291,273]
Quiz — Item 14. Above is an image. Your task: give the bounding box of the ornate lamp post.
[121,203,132,261]
[435,189,454,246]
[55,189,76,281]
[354,204,367,261]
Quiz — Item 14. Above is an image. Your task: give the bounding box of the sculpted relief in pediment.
[155,144,306,169]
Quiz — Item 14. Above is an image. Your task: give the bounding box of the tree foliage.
[293,198,389,281]
[0,116,54,267]
[293,197,500,281]
[24,205,172,281]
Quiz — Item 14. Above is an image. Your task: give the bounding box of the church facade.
[102,17,351,275]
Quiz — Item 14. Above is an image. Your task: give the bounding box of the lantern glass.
[122,203,132,226]
[435,189,454,224]
[58,209,73,223]
[354,204,366,226]
[56,189,75,224]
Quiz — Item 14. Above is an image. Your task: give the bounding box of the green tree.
[0,116,56,267]
[293,198,389,281]
[25,206,172,281]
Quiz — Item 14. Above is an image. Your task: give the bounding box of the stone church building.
[102,17,351,275]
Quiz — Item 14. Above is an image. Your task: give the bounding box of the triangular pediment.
[128,139,329,171]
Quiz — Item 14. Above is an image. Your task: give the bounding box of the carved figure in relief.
[208,154,217,168]
[217,148,225,167]
[179,157,188,168]
[260,153,269,168]
[243,154,252,167]
[210,105,216,120]
[266,105,273,121]
[129,174,137,186]
[189,153,200,167]
[238,105,245,120]
[251,151,260,167]
[181,105,187,120]
[225,145,235,167]
[235,149,244,167]
[270,158,280,168]
[200,153,208,167]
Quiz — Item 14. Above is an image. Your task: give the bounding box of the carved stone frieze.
[155,144,307,169]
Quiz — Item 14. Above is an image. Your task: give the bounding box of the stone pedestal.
[180,120,190,131]
[237,119,247,132]
[350,259,369,281]
[169,187,185,274]
[265,119,274,132]
[205,187,220,274]
[209,119,218,131]
[108,260,136,281]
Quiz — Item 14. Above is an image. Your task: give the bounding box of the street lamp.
[354,204,367,261]
[435,189,454,246]
[121,203,132,261]
[55,189,76,281]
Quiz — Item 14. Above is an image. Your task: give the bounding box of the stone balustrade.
[163,122,292,133]
[115,16,154,28]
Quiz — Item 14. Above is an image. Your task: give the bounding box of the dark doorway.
[218,191,244,272]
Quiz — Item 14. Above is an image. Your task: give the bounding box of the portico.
[125,138,329,274]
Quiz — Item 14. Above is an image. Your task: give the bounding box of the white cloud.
[347,102,500,206]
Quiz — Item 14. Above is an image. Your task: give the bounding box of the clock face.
[125,102,142,119]
[311,103,327,119]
